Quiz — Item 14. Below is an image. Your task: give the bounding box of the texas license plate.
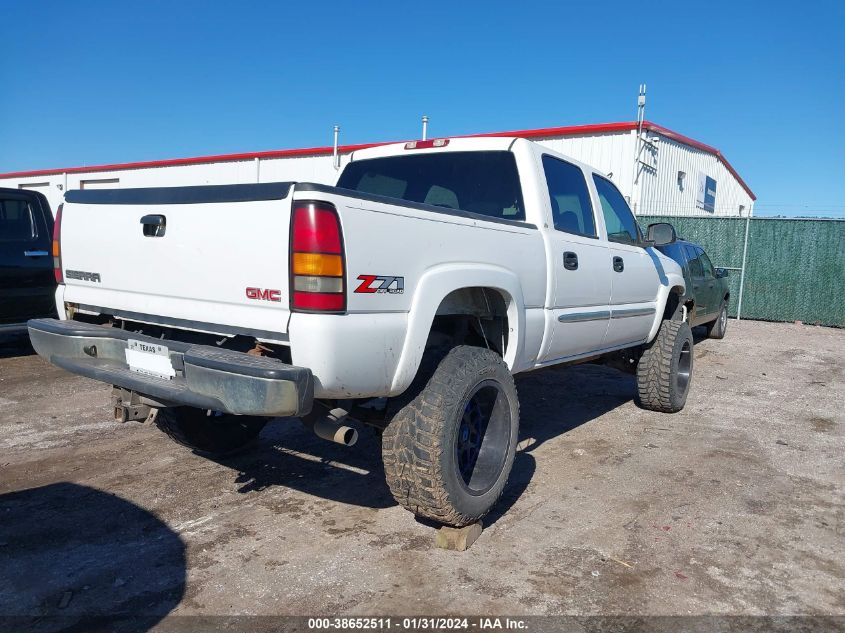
[125,339,175,380]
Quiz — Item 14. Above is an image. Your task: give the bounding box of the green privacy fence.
[638,216,845,327]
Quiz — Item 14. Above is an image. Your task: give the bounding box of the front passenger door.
[697,248,721,319]
[593,175,660,348]
[683,245,708,323]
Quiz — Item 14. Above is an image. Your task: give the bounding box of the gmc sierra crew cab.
[28,136,693,527]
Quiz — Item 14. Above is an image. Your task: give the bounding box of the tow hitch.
[111,387,157,423]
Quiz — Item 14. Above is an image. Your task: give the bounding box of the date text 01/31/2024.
[307,617,528,630]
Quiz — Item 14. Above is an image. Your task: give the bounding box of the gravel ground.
[0,320,842,628]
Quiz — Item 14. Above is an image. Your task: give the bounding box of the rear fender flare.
[388,264,525,395]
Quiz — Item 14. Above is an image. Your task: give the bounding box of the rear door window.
[541,155,596,237]
[0,198,38,242]
[338,151,526,221]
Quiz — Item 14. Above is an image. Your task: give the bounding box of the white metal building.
[0,120,755,217]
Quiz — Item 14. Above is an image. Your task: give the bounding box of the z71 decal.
[354,275,405,294]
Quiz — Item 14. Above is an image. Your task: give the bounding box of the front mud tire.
[382,346,519,527]
[636,320,694,413]
[155,407,266,457]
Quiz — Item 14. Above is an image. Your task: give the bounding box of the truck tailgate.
[60,183,293,339]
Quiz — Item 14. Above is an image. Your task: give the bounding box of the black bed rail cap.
[65,182,295,205]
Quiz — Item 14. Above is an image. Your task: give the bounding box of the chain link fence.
[638,215,845,327]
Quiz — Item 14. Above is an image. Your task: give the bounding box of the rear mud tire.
[155,407,266,457]
[636,320,694,413]
[382,346,519,527]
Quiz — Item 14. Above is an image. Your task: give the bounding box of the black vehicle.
[0,188,57,332]
[647,222,730,339]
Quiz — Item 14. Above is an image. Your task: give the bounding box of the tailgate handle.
[140,214,166,237]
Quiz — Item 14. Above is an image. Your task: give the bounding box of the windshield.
[337,151,525,222]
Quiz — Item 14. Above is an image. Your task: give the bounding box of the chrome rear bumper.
[27,318,313,417]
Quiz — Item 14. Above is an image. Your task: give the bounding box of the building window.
[80,178,119,189]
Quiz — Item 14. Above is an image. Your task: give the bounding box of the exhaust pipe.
[303,407,358,447]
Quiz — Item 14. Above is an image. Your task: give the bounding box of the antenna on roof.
[421,115,429,141]
[637,84,646,134]
[630,84,648,211]
[332,125,340,170]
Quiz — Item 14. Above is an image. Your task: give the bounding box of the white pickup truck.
[29,136,692,527]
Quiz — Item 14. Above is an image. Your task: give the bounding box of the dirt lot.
[0,320,842,626]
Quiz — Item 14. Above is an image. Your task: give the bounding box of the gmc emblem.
[246,287,281,302]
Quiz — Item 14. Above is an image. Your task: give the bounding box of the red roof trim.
[467,120,641,139]
[0,120,754,200]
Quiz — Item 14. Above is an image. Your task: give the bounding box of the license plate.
[125,339,175,380]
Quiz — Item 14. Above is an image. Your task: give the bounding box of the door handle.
[563,251,578,270]
[140,214,166,237]
[612,256,624,273]
[24,250,49,257]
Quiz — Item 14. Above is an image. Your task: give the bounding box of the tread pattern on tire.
[636,320,692,413]
[382,346,518,527]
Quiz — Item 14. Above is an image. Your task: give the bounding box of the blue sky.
[1,0,843,216]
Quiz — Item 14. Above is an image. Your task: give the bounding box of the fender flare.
[388,263,526,395]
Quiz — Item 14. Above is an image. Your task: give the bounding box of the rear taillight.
[53,204,63,283]
[290,202,345,312]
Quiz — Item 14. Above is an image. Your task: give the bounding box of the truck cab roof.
[350,135,519,161]
[349,136,601,177]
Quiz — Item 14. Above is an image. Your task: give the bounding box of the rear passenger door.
[0,193,55,325]
[539,155,612,362]
[592,175,660,348]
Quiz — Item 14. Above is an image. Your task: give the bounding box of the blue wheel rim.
[454,380,511,495]
[457,397,489,483]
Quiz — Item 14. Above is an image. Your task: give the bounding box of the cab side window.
[684,245,704,277]
[698,249,716,278]
[593,175,640,245]
[541,155,596,237]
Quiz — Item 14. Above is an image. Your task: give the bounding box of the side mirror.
[715,268,729,279]
[646,222,677,246]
